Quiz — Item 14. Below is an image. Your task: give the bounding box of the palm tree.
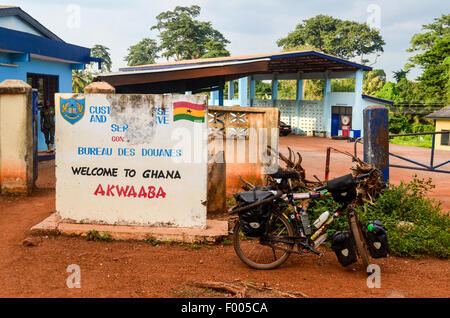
[72,70,92,93]
[393,69,410,83]
[91,44,112,72]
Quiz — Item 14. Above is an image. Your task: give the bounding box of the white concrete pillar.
[0,80,34,195]
[249,77,255,106]
[272,74,278,107]
[238,77,248,107]
[228,81,234,100]
[352,69,364,135]
[323,74,332,137]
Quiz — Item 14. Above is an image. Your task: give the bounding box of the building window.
[441,130,450,146]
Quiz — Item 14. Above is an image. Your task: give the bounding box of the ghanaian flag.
[173,101,205,123]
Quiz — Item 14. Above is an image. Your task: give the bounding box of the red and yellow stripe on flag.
[173,101,205,122]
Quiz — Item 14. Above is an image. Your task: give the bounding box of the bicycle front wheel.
[233,214,295,270]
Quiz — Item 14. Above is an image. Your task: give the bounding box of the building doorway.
[26,73,59,152]
[26,73,59,106]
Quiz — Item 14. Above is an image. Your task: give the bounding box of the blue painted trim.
[361,94,393,105]
[272,75,278,101]
[0,27,98,65]
[10,52,29,62]
[71,64,86,70]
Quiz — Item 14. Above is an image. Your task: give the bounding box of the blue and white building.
[98,51,393,138]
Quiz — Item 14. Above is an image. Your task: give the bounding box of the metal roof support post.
[352,69,364,136]
[323,72,332,137]
[238,77,248,107]
[218,85,224,106]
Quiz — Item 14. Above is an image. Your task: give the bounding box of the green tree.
[151,5,230,61]
[277,14,385,64]
[72,70,92,93]
[375,81,397,101]
[124,38,160,66]
[363,69,386,95]
[393,68,410,83]
[200,41,230,59]
[406,14,450,103]
[91,44,112,72]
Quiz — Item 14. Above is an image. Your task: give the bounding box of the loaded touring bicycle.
[231,169,389,271]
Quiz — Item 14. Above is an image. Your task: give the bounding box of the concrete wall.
[435,119,450,151]
[0,80,34,195]
[208,106,279,197]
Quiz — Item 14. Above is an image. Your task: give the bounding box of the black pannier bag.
[233,190,275,237]
[331,231,357,266]
[326,174,357,203]
[364,220,390,258]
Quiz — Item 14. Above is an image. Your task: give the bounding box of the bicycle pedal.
[298,242,321,255]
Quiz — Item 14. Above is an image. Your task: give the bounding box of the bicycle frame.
[266,192,348,251]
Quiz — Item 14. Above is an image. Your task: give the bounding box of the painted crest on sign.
[60,98,85,125]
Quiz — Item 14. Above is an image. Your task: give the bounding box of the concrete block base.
[30,213,229,243]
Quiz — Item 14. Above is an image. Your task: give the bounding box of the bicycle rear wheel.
[233,214,295,270]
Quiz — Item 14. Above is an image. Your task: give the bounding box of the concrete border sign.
[55,93,208,229]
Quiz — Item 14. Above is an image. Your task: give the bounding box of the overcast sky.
[6,0,450,82]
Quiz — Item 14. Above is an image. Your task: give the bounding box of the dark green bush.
[357,177,449,258]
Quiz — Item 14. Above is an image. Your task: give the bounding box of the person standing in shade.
[40,99,55,152]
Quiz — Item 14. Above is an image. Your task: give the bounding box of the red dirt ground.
[0,137,449,298]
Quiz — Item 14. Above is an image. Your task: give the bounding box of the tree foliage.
[393,68,409,83]
[124,38,160,66]
[363,69,386,96]
[91,44,112,72]
[151,5,230,61]
[72,70,92,93]
[277,14,385,64]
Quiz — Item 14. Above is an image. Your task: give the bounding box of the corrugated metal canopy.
[95,50,372,94]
